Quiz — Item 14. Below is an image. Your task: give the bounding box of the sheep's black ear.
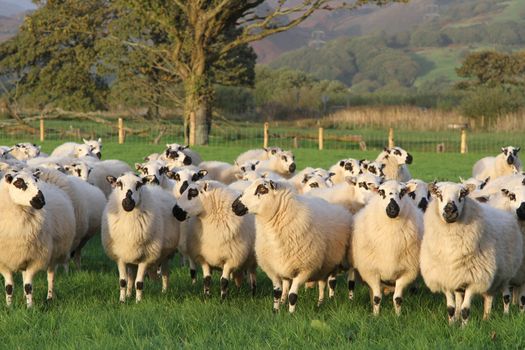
[198,170,208,178]
[141,177,148,185]
[428,182,439,196]
[516,147,521,154]
[4,173,13,184]
[106,176,117,186]
[328,172,336,178]
[159,166,168,175]
[181,145,189,150]
[339,160,345,167]
[384,147,389,152]
[135,163,142,171]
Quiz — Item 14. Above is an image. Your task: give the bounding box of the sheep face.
[5,171,45,209]
[64,162,92,181]
[346,173,383,205]
[363,161,385,178]
[74,144,97,159]
[275,151,296,175]
[237,160,260,173]
[167,168,208,198]
[501,146,521,165]
[173,183,206,219]
[232,179,279,217]
[374,180,412,219]
[106,173,147,212]
[301,172,333,193]
[10,143,41,160]
[83,138,102,159]
[407,179,430,212]
[338,159,361,177]
[165,150,192,167]
[429,182,473,224]
[500,187,525,220]
[136,160,168,186]
[386,147,413,165]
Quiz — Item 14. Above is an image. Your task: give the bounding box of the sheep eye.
[188,188,199,200]
[241,167,245,172]
[399,188,407,198]
[13,178,27,191]
[191,174,200,182]
[309,182,319,188]
[378,189,386,199]
[255,184,269,196]
[282,156,287,162]
[358,182,368,190]
[344,163,352,170]
[510,194,516,201]
[251,165,256,171]
[394,150,402,156]
[408,192,416,200]
[116,181,123,189]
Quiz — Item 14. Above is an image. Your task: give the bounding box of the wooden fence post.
[318,127,324,150]
[388,128,394,149]
[263,122,269,148]
[118,118,124,144]
[39,117,45,142]
[293,136,298,149]
[460,129,467,154]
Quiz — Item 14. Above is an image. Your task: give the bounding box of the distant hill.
[0,0,35,43]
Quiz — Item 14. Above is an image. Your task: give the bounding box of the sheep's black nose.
[232,196,248,216]
[517,202,525,220]
[183,156,192,166]
[386,198,400,218]
[443,202,459,223]
[30,190,45,210]
[418,197,429,212]
[507,155,514,165]
[172,204,187,221]
[289,163,296,173]
[122,198,135,212]
[406,153,413,164]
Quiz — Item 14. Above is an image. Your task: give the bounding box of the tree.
[119,0,406,145]
[0,0,110,111]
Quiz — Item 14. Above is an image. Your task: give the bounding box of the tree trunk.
[184,72,213,146]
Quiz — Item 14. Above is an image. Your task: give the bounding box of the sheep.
[165,143,203,165]
[460,176,490,192]
[299,172,334,194]
[235,147,283,165]
[198,161,240,184]
[472,174,525,198]
[256,150,296,179]
[8,143,41,160]
[102,173,180,302]
[406,179,430,212]
[420,182,523,325]
[352,180,423,315]
[232,179,352,312]
[473,146,522,181]
[50,138,103,159]
[376,147,413,182]
[361,161,386,178]
[487,186,525,311]
[84,159,132,197]
[166,168,208,198]
[0,146,13,160]
[328,159,361,184]
[173,181,257,299]
[63,161,93,181]
[0,170,75,307]
[135,160,171,189]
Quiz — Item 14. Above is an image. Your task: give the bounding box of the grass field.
[1,142,525,349]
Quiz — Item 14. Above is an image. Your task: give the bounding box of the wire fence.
[0,115,523,154]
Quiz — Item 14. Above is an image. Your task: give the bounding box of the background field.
[1,143,524,349]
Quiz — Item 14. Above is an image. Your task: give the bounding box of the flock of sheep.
[0,139,524,326]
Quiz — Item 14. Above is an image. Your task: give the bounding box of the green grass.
[0,143,524,349]
[413,47,464,87]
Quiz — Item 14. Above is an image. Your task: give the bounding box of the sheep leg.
[347,268,356,300]
[3,272,14,306]
[288,273,310,313]
[328,275,337,299]
[220,264,232,300]
[249,269,257,297]
[368,278,382,316]
[454,291,464,320]
[519,284,525,312]
[281,279,290,304]
[502,285,512,314]
[393,275,411,316]
[73,250,82,270]
[117,260,128,303]
[135,263,147,302]
[233,271,243,288]
[126,265,137,298]
[46,266,55,300]
[271,278,283,312]
[22,269,36,308]
[189,258,197,285]
[445,291,456,325]
[202,263,212,297]
[483,294,493,320]
[317,279,326,307]
[161,260,170,293]
[459,288,474,327]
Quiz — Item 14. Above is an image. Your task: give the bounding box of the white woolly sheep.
[361,161,386,178]
[166,168,208,198]
[376,147,413,182]
[406,179,430,212]
[352,180,423,315]
[0,170,75,307]
[232,179,352,312]
[256,150,296,179]
[473,146,522,181]
[102,173,180,302]
[51,138,103,159]
[173,181,257,298]
[421,182,523,325]
[487,186,525,311]
[8,143,41,160]
[235,147,283,165]
[328,159,362,184]
[136,160,172,189]
[63,161,93,181]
